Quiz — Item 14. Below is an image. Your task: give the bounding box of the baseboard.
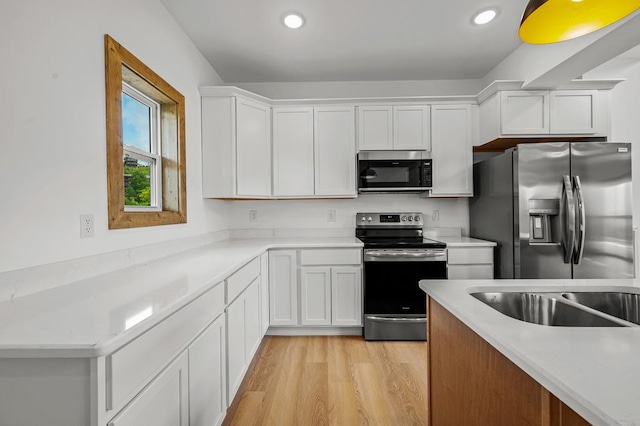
[266,326,363,336]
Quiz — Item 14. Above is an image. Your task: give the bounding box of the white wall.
[0,0,227,273]
[585,60,640,228]
[226,195,469,235]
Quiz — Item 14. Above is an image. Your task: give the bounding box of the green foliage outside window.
[124,165,151,206]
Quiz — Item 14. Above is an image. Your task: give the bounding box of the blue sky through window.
[122,93,151,152]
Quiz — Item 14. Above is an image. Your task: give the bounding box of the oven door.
[358,159,425,192]
[363,249,447,340]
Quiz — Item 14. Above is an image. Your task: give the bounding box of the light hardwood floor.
[223,336,429,426]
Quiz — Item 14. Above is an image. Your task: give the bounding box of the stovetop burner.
[355,212,446,249]
[357,237,446,249]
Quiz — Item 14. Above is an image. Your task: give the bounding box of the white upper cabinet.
[479,87,608,145]
[430,105,473,197]
[314,106,356,196]
[549,90,597,134]
[358,106,393,150]
[235,98,272,196]
[272,107,315,196]
[500,91,550,135]
[394,105,431,150]
[271,105,357,198]
[201,92,271,199]
[358,105,431,151]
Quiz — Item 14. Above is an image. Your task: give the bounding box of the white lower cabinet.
[272,248,363,330]
[108,351,189,426]
[269,250,299,326]
[226,277,262,404]
[300,267,332,325]
[447,246,494,279]
[331,267,362,326]
[260,252,270,336]
[188,315,226,426]
[300,266,362,326]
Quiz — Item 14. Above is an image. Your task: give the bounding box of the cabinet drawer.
[447,247,493,265]
[300,249,361,266]
[227,257,260,303]
[106,283,224,413]
[448,265,494,279]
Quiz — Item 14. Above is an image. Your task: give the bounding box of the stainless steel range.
[356,212,447,341]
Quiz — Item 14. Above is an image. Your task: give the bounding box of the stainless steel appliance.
[470,142,633,279]
[358,151,432,193]
[356,212,447,340]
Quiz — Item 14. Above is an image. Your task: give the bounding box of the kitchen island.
[420,279,640,426]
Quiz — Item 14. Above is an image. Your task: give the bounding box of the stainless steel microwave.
[358,151,432,193]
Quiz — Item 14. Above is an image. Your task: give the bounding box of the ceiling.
[160,0,530,83]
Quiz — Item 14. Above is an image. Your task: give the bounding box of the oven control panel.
[356,212,423,227]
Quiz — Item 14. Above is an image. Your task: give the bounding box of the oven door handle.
[366,252,443,258]
[367,316,427,323]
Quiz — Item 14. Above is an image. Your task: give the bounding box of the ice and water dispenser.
[528,199,559,244]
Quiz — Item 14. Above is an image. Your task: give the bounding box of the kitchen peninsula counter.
[0,237,362,358]
[420,278,640,426]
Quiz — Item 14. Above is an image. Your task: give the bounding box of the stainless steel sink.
[562,292,640,325]
[471,292,625,327]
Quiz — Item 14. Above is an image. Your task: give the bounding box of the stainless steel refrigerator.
[470,142,633,279]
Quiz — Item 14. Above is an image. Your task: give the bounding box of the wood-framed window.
[104,34,187,229]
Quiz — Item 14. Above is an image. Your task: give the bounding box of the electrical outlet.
[80,214,94,238]
[327,209,336,222]
[432,210,439,221]
[249,210,258,222]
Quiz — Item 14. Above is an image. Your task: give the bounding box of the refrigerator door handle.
[573,176,586,265]
[560,175,576,264]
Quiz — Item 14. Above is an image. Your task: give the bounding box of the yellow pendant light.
[519,0,640,44]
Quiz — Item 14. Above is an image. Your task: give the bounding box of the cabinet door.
[331,267,362,326]
[189,315,226,426]
[550,90,597,134]
[300,267,332,326]
[500,91,549,135]
[358,106,393,150]
[236,97,271,197]
[393,105,431,150]
[225,296,245,403]
[108,351,189,426]
[430,105,473,197]
[314,106,356,196]
[269,250,298,326]
[244,278,262,361]
[272,107,315,196]
[260,252,270,336]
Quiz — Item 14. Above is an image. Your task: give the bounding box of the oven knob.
[367,216,373,222]
[414,216,421,222]
[401,216,407,221]
[408,216,413,221]
[361,216,366,221]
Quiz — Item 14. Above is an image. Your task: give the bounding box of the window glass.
[122,92,152,153]
[123,155,152,207]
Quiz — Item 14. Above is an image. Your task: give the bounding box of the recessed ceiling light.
[283,13,305,29]
[473,9,497,25]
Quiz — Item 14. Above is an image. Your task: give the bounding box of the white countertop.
[420,278,640,426]
[0,237,362,358]
[430,236,497,247]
